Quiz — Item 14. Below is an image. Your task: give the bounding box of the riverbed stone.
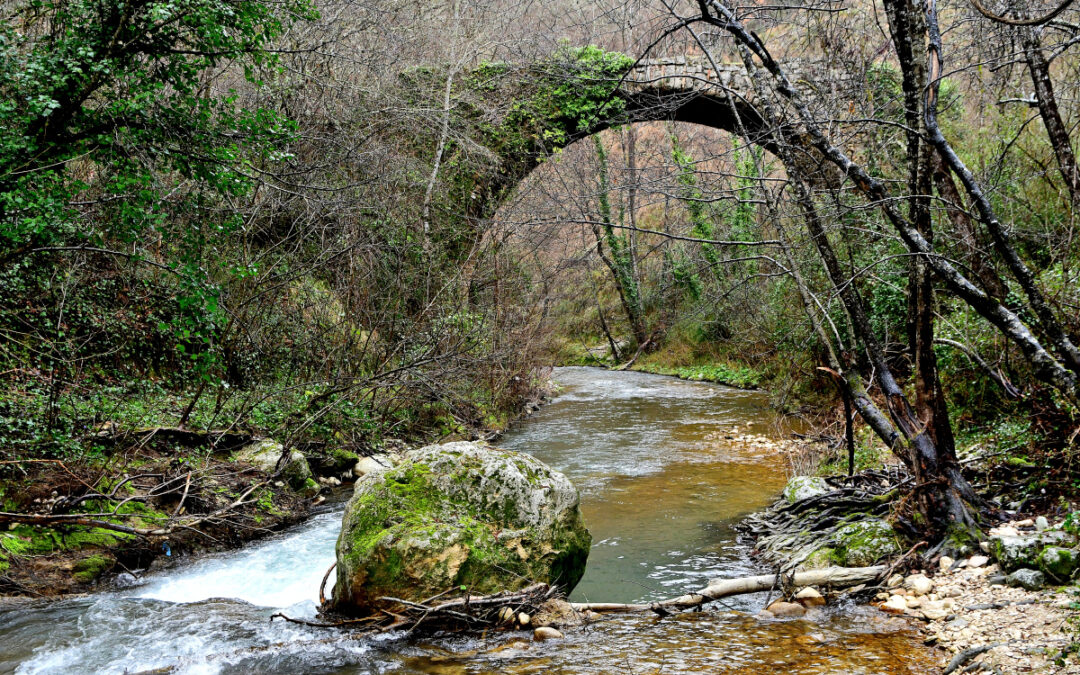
[830,518,900,566]
[782,476,831,504]
[1037,546,1078,581]
[534,626,564,641]
[1006,568,1046,591]
[331,441,591,615]
[766,600,806,617]
[795,587,826,607]
[989,531,1073,572]
[235,439,314,493]
[905,573,934,596]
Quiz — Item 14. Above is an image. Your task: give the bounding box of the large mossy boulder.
[331,441,591,615]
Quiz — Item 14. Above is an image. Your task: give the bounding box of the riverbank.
[896,548,1079,673]
[0,431,365,598]
[0,378,555,600]
[739,474,1080,673]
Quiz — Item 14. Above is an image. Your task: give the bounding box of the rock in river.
[331,441,592,615]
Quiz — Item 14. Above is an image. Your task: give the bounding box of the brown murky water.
[0,367,938,674]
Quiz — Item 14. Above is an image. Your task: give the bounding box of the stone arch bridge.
[417,49,853,226]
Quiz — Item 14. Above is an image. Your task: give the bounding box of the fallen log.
[570,565,887,613]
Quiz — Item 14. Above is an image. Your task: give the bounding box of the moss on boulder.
[830,518,899,566]
[235,439,314,493]
[990,532,1073,573]
[1037,546,1078,582]
[782,476,830,504]
[331,441,591,615]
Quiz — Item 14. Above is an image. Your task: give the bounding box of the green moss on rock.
[72,553,115,583]
[831,518,899,566]
[1038,546,1078,582]
[331,441,591,615]
[782,476,830,504]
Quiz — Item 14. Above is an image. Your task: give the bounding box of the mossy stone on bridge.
[331,441,591,615]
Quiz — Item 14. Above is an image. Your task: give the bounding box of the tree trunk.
[931,151,1007,300]
[884,0,958,463]
[1022,26,1080,203]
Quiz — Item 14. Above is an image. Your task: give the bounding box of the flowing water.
[0,367,937,674]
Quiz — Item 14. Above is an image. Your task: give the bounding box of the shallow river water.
[0,367,937,674]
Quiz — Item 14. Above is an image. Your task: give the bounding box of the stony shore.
[871,520,1079,673]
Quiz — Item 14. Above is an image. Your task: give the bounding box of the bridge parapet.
[623,56,854,107]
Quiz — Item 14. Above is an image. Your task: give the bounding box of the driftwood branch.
[570,566,887,613]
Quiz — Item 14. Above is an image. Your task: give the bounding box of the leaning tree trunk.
[1022,26,1080,204]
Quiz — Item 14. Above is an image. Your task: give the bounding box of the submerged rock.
[331,441,591,615]
[782,476,831,504]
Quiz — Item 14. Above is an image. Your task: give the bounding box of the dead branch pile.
[276,582,561,635]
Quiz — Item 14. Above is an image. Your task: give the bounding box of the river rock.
[880,595,908,613]
[831,518,900,566]
[905,573,934,596]
[534,626,564,641]
[765,600,807,618]
[236,440,316,495]
[1037,546,1077,581]
[1006,568,1046,591]
[1036,516,1050,532]
[331,441,592,615]
[967,555,989,568]
[352,454,395,478]
[795,587,826,607]
[990,531,1073,572]
[782,476,831,503]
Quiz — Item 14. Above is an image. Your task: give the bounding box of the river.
[0,367,936,674]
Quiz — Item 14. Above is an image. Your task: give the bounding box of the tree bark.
[1022,26,1080,203]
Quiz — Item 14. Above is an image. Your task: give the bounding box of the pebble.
[533,627,563,641]
[517,612,531,626]
[939,556,955,573]
[875,523,1080,674]
[765,600,807,617]
[1035,516,1049,531]
[905,574,934,596]
[880,595,908,613]
[795,587,826,607]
